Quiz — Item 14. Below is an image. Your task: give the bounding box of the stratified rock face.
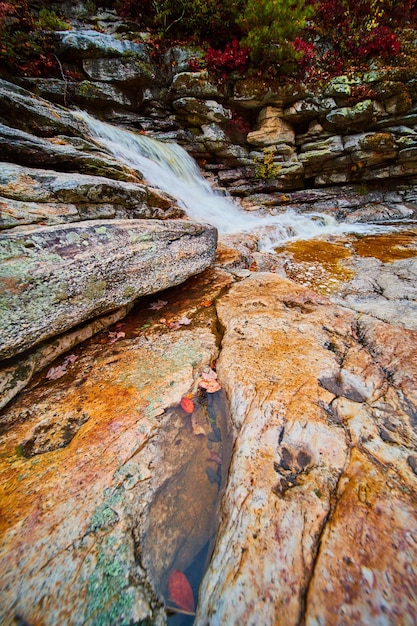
[0,163,183,229]
[0,219,217,359]
[195,273,417,626]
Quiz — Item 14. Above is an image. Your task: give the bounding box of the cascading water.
[77,111,383,252]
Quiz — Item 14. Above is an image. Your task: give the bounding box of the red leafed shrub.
[357,26,401,58]
[292,37,316,73]
[205,39,249,76]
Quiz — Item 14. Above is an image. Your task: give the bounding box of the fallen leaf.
[46,354,78,380]
[108,331,125,344]
[200,300,212,307]
[207,451,222,465]
[201,367,218,380]
[168,570,195,612]
[180,397,194,414]
[178,315,192,325]
[149,299,168,310]
[46,364,67,380]
[199,379,222,393]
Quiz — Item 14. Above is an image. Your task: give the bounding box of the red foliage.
[167,570,195,612]
[205,39,249,77]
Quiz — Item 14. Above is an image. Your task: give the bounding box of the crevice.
[297,428,353,626]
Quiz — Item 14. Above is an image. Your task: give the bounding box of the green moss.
[85,538,136,625]
[84,278,107,300]
[123,285,136,299]
[88,504,119,534]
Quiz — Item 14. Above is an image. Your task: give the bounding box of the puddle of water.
[351,229,417,262]
[276,238,355,295]
[276,228,417,295]
[141,388,233,624]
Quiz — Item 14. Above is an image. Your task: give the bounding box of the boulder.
[56,29,150,60]
[82,57,155,84]
[170,71,223,99]
[325,99,386,130]
[0,219,217,359]
[0,79,84,137]
[173,97,232,126]
[247,106,295,147]
[0,124,139,181]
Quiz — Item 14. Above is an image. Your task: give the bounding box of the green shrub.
[36,8,71,31]
[240,0,315,71]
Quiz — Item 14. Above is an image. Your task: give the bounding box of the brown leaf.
[149,299,168,310]
[207,451,222,465]
[199,379,222,393]
[178,315,192,325]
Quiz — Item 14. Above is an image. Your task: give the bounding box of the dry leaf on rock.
[178,315,192,326]
[199,367,222,392]
[149,299,168,310]
[108,331,125,343]
[46,354,78,380]
[207,450,222,465]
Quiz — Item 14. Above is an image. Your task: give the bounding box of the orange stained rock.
[305,448,417,625]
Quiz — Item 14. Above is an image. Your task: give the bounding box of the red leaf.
[168,570,195,612]
[180,397,194,414]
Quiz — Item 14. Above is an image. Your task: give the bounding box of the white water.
[77,111,384,252]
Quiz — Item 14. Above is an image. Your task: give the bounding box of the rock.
[0,267,233,624]
[0,305,131,410]
[336,257,417,329]
[0,219,217,359]
[170,71,223,99]
[0,124,139,181]
[325,99,386,130]
[0,163,183,229]
[232,78,310,109]
[173,97,232,126]
[82,56,155,84]
[195,273,417,625]
[283,97,336,122]
[56,29,150,60]
[0,78,84,137]
[247,106,295,147]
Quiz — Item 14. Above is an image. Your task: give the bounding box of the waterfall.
[77,111,383,252]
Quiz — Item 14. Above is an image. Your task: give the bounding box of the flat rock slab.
[195,273,417,625]
[0,219,217,359]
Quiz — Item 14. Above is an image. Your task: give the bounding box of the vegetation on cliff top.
[0,0,416,80]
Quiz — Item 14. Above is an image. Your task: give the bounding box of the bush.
[240,0,315,72]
